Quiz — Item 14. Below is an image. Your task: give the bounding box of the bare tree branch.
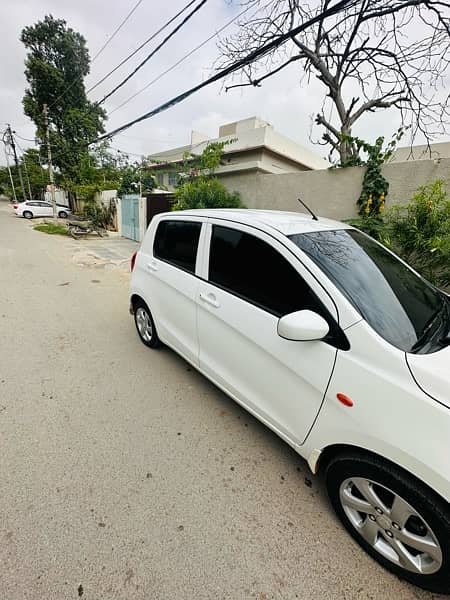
[218,0,450,163]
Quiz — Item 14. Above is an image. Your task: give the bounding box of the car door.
[139,217,204,366]
[197,221,339,445]
[39,202,54,217]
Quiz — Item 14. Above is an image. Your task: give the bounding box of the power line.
[97,0,208,105]
[95,0,356,142]
[87,0,199,95]
[47,0,145,111]
[13,137,34,200]
[91,0,145,62]
[13,132,37,143]
[109,3,255,115]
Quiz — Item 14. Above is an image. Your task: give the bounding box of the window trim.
[204,221,349,350]
[152,219,203,276]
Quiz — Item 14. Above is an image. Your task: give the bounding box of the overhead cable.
[109,4,254,115]
[97,0,208,105]
[95,0,356,142]
[87,0,199,94]
[91,0,145,63]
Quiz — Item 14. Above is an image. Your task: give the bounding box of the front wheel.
[326,452,450,594]
[69,227,85,240]
[58,210,68,219]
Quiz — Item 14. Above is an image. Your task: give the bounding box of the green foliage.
[21,149,48,198]
[349,180,450,289]
[34,223,69,235]
[21,15,106,183]
[82,198,116,229]
[173,178,242,211]
[172,141,242,211]
[118,164,155,196]
[337,129,406,216]
[0,148,47,200]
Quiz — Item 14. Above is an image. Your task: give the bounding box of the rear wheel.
[133,299,160,348]
[23,210,33,219]
[326,452,450,594]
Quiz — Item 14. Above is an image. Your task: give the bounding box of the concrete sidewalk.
[69,233,139,271]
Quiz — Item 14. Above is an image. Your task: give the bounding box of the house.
[146,117,330,191]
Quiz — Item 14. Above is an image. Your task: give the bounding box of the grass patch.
[34,223,69,236]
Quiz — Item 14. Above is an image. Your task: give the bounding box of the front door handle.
[146,261,158,272]
[199,292,220,308]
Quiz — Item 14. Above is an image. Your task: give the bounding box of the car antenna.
[298,198,318,221]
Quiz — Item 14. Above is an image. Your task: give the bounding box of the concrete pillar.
[139,197,146,242]
[116,198,122,237]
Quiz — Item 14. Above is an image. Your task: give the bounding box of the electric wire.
[108,3,254,115]
[97,0,208,105]
[87,0,199,94]
[95,0,356,142]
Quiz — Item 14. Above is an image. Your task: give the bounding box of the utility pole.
[21,151,33,201]
[6,124,26,201]
[2,132,17,203]
[43,104,57,219]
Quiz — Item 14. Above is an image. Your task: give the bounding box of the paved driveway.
[0,203,436,599]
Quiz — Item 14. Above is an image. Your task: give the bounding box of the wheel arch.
[130,293,147,311]
[314,443,450,505]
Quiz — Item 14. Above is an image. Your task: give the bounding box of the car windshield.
[289,229,448,353]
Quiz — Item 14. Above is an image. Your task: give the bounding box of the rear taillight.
[130,251,138,272]
[13,204,18,209]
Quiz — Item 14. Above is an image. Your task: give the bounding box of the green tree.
[20,148,48,198]
[0,148,47,200]
[117,161,156,196]
[21,15,106,184]
[172,142,242,211]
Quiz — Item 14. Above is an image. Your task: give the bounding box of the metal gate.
[121,194,140,241]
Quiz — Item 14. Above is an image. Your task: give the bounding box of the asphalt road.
[0,202,439,600]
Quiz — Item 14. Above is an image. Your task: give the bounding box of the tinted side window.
[153,220,202,273]
[209,225,315,316]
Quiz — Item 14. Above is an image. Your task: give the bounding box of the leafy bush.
[173,177,242,211]
[82,199,116,229]
[349,180,450,290]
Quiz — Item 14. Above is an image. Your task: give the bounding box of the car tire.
[326,452,450,594]
[133,299,161,349]
[58,210,68,219]
[23,210,33,219]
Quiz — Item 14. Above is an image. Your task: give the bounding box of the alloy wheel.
[339,477,442,575]
[135,307,153,342]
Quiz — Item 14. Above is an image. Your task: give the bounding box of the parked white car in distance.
[14,200,71,219]
[129,209,450,594]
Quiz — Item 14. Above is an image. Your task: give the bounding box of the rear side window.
[153,220,202,273]
[209,225,316,317]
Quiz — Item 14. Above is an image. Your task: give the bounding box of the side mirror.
[278,310,330,342]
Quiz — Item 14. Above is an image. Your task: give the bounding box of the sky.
[0,0,448,165]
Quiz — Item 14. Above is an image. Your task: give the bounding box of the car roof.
[173,209,352,236]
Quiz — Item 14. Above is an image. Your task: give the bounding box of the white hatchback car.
[14,200,71,219]
[129,209,450,593]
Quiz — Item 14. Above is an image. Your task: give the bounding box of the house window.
[168,172,178,186]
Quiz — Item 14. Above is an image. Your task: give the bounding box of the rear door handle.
[146,261,158,272]
[199,292,220,308]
